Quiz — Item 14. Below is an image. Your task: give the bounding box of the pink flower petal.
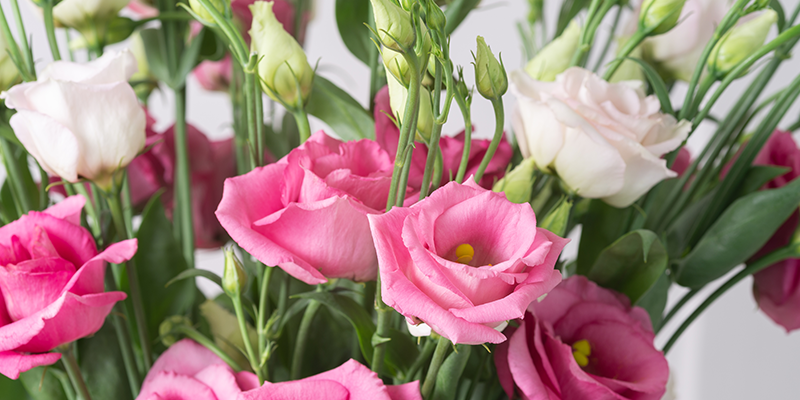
[0,350,61,379]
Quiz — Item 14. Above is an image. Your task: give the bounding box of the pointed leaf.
[335,0,373,65]
[432,344,472,400]
[635,272,670,331]
[306,76,375,140]
[445,0,482,35]
[623,57,674,115]
[576,200,629,275]
[78,323,134,400]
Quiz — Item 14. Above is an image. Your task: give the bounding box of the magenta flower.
[216,131,407,285]
[241,359,421,400]
[368,180,567,344]
[494,275,669,400]
[374,86,512,190]
[0,196,134,379]
[136,339,259,400]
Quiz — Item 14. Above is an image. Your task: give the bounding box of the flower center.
[455,243,474,264]
[572,339,591,368]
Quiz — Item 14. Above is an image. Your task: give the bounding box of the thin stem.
[62,346,92,400]
[421,336,451,399]
[173,87,195,267]
[243,70,258,162]
[290,299,321,380]
[107,193,153,370]
[656,288,699,334]
[257,266,273,367]
[454,94,472,184]
[9,0,33,76]
[592,4,623,72]
[254,77,265,166]
[293,108,312,143]
[473,98,505,183]
[232,295,263,382]
[43,0,62,61]
[663,246,797,354]
[110,314,140,398]
[0,138,31,213]
[192,0,249,64]
[73,184,102,239]
[602,29,646,81]
[0,3,32,81]
[419,124,443,199]
[464,347,491,400]
[174,325,246,372]
[385,53,421,211]
[37,164,48,210]
[405,338,436,382]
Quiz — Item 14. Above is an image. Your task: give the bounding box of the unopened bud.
[222,248,247,297]
[250,1,314,108]
[708,10,777,75]
[386,69,434,142]
[382,48,412,85]
[493,158,537,204]
[53,0,130,41]
[158,315,193,347]
[188,0,225,24]
[371,0,416,51]
[640,0,687,35]
[525,20,580,82]
[474,36,507,99]
[527,0,544,24]
[539,197,573,237]
[426,0,447,33]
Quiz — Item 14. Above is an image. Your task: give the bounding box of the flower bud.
[370,0,416,51]
[382,47,412,85]
[386,68,434,142]
[426,0,447,33]
[250,1,314,108]
[0,35,20,92]
[53,0,130,41]
[158,315,193,347]
[493,158,536,204]
[188,0,225,24]
[525,20,581,82]
[222,248,247,297]
[539,197,573,237]
[474,36,507,99]
[527,0,544,24]
[130,32,157,101]
[640,0,687,35]
[708,10,777,75]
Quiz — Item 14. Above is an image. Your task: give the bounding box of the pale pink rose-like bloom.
[1,50,146,188]
[0,196,134,379]
[242,359,421,400]
[374,85,512,190]
[494,276,669,400]
[136,339,260,400]
[126,0,159,18]
[216,131,408,285]
[368,180,568,345]
[193,55,234,93]
[511,67,690,208]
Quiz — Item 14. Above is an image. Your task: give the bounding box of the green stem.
[0,3,32,81]
[107,193,153,370]
[37,164,48,210]
[62,346,92,400]
[454,94,472,184]
[243,70,258,163]
[110,313,140,398]
[73,183,102,239]
[43,0,61,61]
[419,124,443,200]
[385,53,421,211]
[293,108,312,144]
[405,338,436,382]
[173,87,195,267]
[473,98,505,183]
[290,299,321,380]
[174,325,246,372]
[232,295,263,382]
[602,29,646,81]
[0,138,31,214]
[464,347,491,400]
[257,266,273,367]
[593,4,623,72]
[254,76,265,166]
[192,0,249,64]
[9,0,33,76]
[663,246,797,354]
[656,288,698,334]
[421,336,451,399]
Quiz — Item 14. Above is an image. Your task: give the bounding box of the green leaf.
[335,0,373,65]
[140,28,172,88]
[771,0,786,32]
[675,177,800,288]
[132,195,198,340]
[444,0,482,34]
[1,180,20,223]
[635,272,670,331]
[174,29,209,88]
[166,268,223,290]
[734,165,789,199]
[586,230,668,304]
[306,76,375,140]
[432,345,472,400]
[0,374,30,400]
[19,367,69,400]
[555,0,591,37]
[576,200,629,275]
[665,190,714,260]
[623,57,674,115]
[78,322,134,400]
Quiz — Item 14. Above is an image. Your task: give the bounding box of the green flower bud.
[426,0,447,33]
[53,0,129,44]
[382,48,412,85]
[222,248,247,298]
[527,0,544,24]
[158,315,193,347]
[474,36,507,99]
[524,20,581,82]
[493,158,537,204]
[0,35,20,92]
[640,0,687,35]
[386,68,434,142]
[188,0,225,24]
[708,10,777,75]
[250,1,314,108]
[371,0,416,51]
[539,197,573,237]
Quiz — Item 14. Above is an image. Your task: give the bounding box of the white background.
[1,0,800,398]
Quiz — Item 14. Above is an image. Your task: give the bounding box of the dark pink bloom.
[127,118,236,249]
[494,276,669,400]
[241,359,421,400]
[216,131,406,285]
[670,147,692,177]
[136,339,259,400]
[193,55,234,93]
[0,196,134,379]
[373,86,512,190]
[368,180,567,344]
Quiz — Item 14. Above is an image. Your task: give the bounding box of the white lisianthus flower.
[53,0,130,35]
[1,50,146,189]
[511,67,690,208]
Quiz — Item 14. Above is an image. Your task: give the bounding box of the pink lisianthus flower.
[0,196,135,379]
[241,359,421,400]
[216,131,411,285]
[368,180,567,345]
[670,147,693,177]
[136,339,259,400]
[127,116,237,249]
[126,0,159,18]
[494,276,669,400]
[374,86,512,190]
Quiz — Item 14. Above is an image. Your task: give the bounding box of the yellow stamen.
[571,339,591,368]
[455,243,474,264]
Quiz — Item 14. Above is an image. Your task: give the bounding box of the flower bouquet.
[0,0,799,399]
